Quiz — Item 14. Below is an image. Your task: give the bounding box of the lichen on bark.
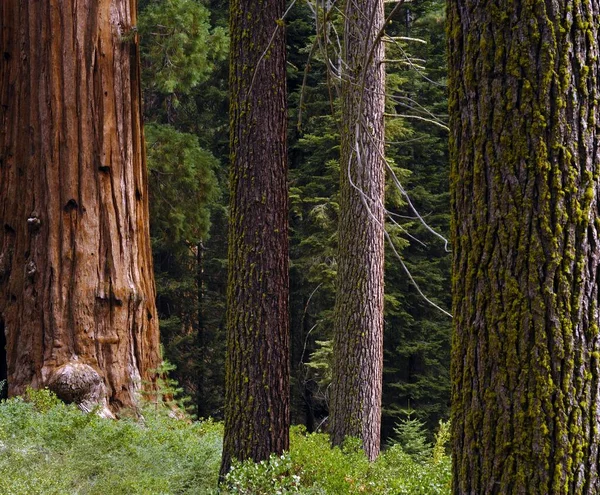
[220,0,290,479]
[449,0,600,493]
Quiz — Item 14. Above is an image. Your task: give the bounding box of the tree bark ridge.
[449,1,600,492]
[220,0,290,478]
[0,0,160,413]
[331,0,386,461]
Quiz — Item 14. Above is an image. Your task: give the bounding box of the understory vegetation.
[0,389,451,494]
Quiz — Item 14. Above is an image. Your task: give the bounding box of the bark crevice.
[0,0,160,412]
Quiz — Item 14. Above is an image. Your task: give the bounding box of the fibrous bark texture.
[449,1,600,493]
[0,0,160,413]
[330,0,386,461]
[220,0,290,478]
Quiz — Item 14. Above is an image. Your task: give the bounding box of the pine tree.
[330,0,386,461]
[220,0,290,478]
[286,0,452,442]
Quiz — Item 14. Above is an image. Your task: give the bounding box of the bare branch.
[384,112,450,131]
[247,0,299,98]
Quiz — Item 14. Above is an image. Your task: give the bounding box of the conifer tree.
[287,0,452,443]
[330,0,386,461]
[0,0,160,414]
[381,0,451,437]
[450,1,600,492]
[139,0,228,418]
[220,0,290,478]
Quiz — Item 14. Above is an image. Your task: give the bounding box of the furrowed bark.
[220,0,290,479]
[449,1,600,493]
[330,0,386,461]
[0,0,160,415]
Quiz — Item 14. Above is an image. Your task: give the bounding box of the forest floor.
[0,390,450,494]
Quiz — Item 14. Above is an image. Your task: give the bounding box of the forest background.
[3,0,599,492]
[140,0,451,442]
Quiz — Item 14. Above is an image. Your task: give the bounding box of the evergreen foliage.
[380,0,451,436]
[138,0,452,441]
[146,123,218,247]
[139,0,230,419]
[139,0,227,95]
[389,411,432,461]
[145,122,221,415]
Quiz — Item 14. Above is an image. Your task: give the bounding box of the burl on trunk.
[0,0,160,415]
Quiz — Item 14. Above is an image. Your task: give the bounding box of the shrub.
[222,425,451,495]
[0,394,222,495]
[0,391,450,494]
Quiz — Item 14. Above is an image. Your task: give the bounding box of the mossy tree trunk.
[449,1,600,493]
[0,0,160,416]
[219,0,290,478]
[330,0,386,461]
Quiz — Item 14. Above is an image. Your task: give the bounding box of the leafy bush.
[225,453,304,494]
[23,386,64,413]
[1,392,450,494]
[0,394,222,495]
[222,425,451,495]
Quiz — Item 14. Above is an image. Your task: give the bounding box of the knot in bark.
[27,214,41,232]
[25,260,37,278]
[47,362,114,418]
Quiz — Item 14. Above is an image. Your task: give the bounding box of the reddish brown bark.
[330,0,386,461]
[0,0,160,415]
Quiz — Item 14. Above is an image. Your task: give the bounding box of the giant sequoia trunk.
[449,1,600,493]
[0,0,160,415]
[220,0,290,478]
[330,0,386,461]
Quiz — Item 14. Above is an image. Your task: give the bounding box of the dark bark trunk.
[449,1,600,493]
[0,318,6,400]
[196,240,205,418]
[220,0,290,478]
[330,0,386,461]
[0,0,160,416]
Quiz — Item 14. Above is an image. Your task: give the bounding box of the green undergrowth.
[0,389,222,494]
[223,425,451,495]
[0,390,451,494]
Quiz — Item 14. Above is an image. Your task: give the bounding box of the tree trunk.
[196,240,206,419]
[330,0,386,461]
[449,1,600,493]
[0,0,161,416]
[220,0,290,478]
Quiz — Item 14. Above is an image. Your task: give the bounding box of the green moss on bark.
[449,0,600,493]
